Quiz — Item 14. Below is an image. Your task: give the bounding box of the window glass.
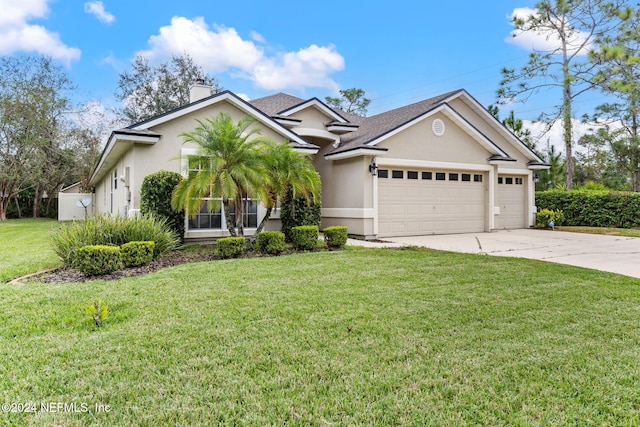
[516,177,523,185]
[462,174,471,182]
[474,174,483,183]
[408,171,418,180]
[378,169,388,178]
[436,172,446,181]
[422,171,432,180]
[392,170,404,179]
[506,177,513,184]
[498,177,503,184]
[449,173,459,181]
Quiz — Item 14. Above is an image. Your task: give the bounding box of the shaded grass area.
[557,226,640,238]
[1,247,640,426]
[0,219,61,282]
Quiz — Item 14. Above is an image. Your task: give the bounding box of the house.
[86,83,548,240]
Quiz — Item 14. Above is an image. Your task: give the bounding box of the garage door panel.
[496,175,526,229]
[378,169,485,237]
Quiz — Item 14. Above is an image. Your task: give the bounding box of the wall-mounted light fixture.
[369,158,378,176]
[533,173,540,183]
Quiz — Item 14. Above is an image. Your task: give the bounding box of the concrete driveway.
[351,229,640,279]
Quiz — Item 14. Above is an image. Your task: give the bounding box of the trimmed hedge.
[536,190,640,228]
[216,237,246,259]
[324,226,348,249]
[291,225,319,251]
[121,241,155,267]
[256,231,286,255]
[76,245,122,276]
[140,170,185,242]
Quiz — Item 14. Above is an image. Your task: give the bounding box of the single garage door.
[496,175,526,229]
[378,169,486,237]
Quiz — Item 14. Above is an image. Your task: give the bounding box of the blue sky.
[1,0,605,126]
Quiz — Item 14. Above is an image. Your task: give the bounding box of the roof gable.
[278,97,350,123]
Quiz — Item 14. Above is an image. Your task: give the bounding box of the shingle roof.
[249,93,306,116]
[331,90,463,154]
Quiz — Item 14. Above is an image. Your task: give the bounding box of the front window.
[187,197,257,230]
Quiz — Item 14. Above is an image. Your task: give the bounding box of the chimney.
[189,79,211,103]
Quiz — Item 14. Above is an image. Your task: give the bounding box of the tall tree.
[498,0,627,190]
[589,6,640,190]
[116,53,221,124]
[488,105,539,154]
[325,88,371,116]
[537,142,566,190]
[0,56,74,220]
[171,113,272,237]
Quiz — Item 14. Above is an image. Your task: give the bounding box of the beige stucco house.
[87,83,548,240]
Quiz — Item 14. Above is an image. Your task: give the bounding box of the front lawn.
[557,225,640,238]
[0,219,61,282]
[2,247,640,426]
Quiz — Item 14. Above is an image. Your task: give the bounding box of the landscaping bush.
[216,237,246,259]
[291,225,319,251]
[280,186,321,242]
[52,214,180,267]
[535,209,565,229]
[536,190,640,228]
[324,226,348,249]
[140,170,185,242]
[256,231,286,255]
[75,245,122,276]
[120,241,155,267]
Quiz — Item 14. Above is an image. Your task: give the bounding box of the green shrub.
[536,209,565,228]
[216,237,246,259]
[324,226,348,249]
[120,241,155,267]
[536,190,640,228]
[52,214,180,267]
[291,225,319,251]
[280,185,321,242]
[140,170,185,242]
[256,231,286,255]
[75,245,122,276]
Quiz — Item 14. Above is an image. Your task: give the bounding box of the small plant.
[75,245,122,275]
[291,225,319,251]
[256,231,286,255]
[216,237,246,259]
[324,226,348,249]
[121,241,155,267]
[86,301,108,327]
[536,208,565,229]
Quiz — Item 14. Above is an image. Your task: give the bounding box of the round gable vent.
[432,119,445,136]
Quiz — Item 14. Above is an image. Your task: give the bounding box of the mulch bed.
[28,250,219,284]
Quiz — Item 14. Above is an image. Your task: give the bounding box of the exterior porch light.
[369,158,378,176]
[533,173,540,183]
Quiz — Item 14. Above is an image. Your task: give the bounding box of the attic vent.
[432,119,445,136]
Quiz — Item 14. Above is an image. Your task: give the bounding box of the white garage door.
[496,175,526,229]
[378,169,486,237]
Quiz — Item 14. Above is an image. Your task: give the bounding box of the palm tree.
[252,142,321,237]
[171,112,271,237]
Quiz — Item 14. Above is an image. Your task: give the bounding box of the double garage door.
[378,168,486,237]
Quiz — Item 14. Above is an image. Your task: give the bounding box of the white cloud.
[523,119,599,155]
[0,0,80,65]
[252,44,344,91]
[84,1,115,25]
[138,17,344,92]
[506,7,592,56]
[250,30,265,44]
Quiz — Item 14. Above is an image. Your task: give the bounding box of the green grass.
[557,226,640,238]
[0,219,61,282]
[2,247,640,426]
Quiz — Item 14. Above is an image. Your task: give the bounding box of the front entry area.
[377,168,486,237]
